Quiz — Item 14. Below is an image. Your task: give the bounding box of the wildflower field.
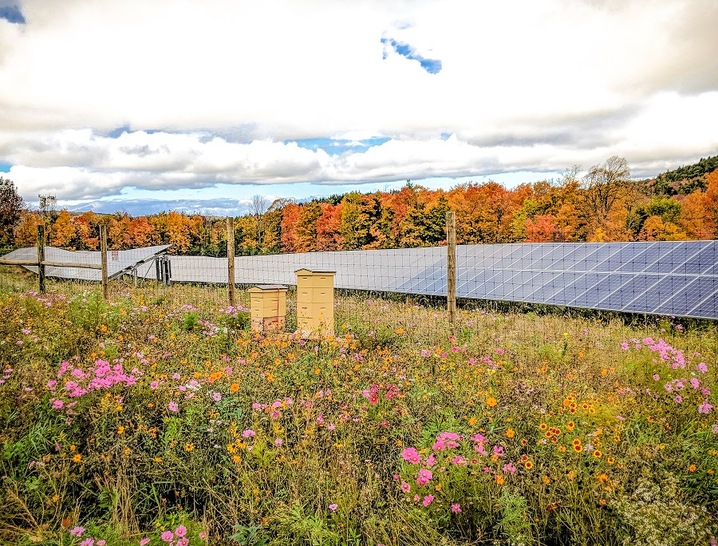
[1,267,717,546]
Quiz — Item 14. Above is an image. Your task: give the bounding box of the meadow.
[0,267,717,546]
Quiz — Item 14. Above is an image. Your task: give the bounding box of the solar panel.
[11,240,714,320]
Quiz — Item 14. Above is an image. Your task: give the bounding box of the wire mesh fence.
[1,223,717,327]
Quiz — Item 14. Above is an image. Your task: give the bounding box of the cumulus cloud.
[0,0,716,210]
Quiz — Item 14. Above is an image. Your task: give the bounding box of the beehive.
[295,269,335,336]
[248,285,287,333]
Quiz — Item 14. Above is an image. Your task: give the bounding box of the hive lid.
[294,268,336,275]
[248,284,288,292]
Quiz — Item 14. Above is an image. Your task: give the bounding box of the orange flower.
[486,397,497,408]
[230,383,240,392]
[208,371,223,384]
[506,428,515,439]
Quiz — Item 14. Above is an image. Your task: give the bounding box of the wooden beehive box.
[295,269,335,336]
[248,285,287,333]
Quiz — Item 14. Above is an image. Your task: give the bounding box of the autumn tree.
[50,210,76,248]
[582,156,630,235]
[280,203,301,253]
[704,169,718,237]
[339,193,380,250]
[295,201,322,252]
[72,212,99,249]
[108,213,132,249]
[316,203,344,251]
[250,195,270,249]
[0,177,25,247]
[13,211,43,247]
[128,216,156,248]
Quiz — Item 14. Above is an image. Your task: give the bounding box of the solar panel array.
[153,241,718,320]
[5,245,170,281]
[5,241,716,320]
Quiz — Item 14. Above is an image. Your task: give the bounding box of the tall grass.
[0,268,716,545]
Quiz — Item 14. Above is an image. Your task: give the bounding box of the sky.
[0,0,717,217]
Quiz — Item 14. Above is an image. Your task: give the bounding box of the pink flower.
[51,399,64,409]
[161,530,174,542]
[139,540,150,546]
[328,503,338,511]
[416,468,433,486]
[697,362,708,373]
[211,391,222,402]
[699,400,714,414]
[79,539,94,546]
[70,527,85,537]
[451,503,462,513]
[401,447,422,464]
[242,429,256,438]
[274,438,284,447]
[652,374,660,381]
[198,531,208,539]
[400,481,411,493]
[150,380,159,389]
[97,541,106,546]
[168,401,179,413]
[174,525,187,537]
[422,495,434,507]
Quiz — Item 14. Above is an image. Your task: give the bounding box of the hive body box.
[248,285,288,333]
[295,269,335,336]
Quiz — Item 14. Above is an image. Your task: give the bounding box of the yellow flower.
[593,449,602,458]
[524,460,534,470]
[185,443,194,452]
[506,428,515,439]
[688,464,697,472]
[72,453,82,463]
[117,425,125,435]
[542,475,551,485]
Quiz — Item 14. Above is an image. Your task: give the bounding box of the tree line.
[2,156,717,256]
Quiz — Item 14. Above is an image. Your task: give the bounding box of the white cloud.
[0,0,717,209]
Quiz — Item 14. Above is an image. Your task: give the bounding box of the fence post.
[100,224,109,301]
[227,217,236,307]
[37,224,45,293]
[446,211,457,335]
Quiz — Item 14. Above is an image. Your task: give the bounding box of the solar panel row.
[7,241,715,320]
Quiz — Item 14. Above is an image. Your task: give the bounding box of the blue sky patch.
[291,137,391,155]
[0,4,25,24]
[0,162,12,173]
[381,37,442,74]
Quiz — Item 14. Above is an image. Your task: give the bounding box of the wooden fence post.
[227,217,236,307]
[100,224,109,301]
[37,224,45,293]
[446,211,457,335]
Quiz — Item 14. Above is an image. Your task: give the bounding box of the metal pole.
[446,211,457,335]
[37,224,45,293]
[227,217,236,307]
[100,224,109,301]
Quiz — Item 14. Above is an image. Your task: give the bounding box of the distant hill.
[652,155,718,195]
